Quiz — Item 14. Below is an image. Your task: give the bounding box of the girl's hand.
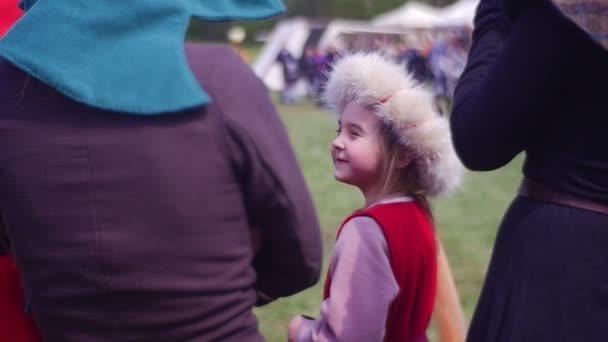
[287,315,304,342]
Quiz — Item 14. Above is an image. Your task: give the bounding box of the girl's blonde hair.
[323,51,464,209]
[377,119,433,216]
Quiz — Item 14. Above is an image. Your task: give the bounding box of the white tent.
[439,0,479,27]
[371,2,442,28]
[372,0,479,29]
[317,19,409,50]
[251,17,311,93]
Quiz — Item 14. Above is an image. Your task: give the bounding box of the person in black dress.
[451,0,608,340]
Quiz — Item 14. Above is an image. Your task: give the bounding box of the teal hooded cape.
[0,0,285,114]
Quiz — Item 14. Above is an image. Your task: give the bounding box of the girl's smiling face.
[331,101,384,193]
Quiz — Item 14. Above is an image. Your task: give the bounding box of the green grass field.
[254,97,524,341]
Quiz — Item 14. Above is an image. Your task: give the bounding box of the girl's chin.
[334,172,377,193]
[334,172,346,182]
[334,172,355,185]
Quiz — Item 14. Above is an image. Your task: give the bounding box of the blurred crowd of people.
[276,28,471,110]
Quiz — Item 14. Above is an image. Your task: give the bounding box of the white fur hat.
[323,51,464,197]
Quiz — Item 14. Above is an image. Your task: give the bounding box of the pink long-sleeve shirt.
[295,197,414,342]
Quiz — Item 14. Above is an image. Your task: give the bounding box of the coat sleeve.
[219,50,323,304]
[450,0,587,171]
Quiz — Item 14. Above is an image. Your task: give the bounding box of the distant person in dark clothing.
[322,46,340,73]
[442,36,467,98]
[316,46,340,106]
[405,48,430,84]
[427,40,449,102]
[451,0,608,341]
[299,46,320,98]
[396,43,409,62]
[396,44,429,84]
[277,47,300,104]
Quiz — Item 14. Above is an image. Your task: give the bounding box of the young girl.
[288,52,464,342]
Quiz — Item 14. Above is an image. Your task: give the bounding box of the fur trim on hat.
[322,51,464,197]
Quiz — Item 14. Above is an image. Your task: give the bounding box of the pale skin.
[288,101,407,341]
[331,101,399,207]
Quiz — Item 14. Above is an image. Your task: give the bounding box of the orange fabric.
[0,0,23,38]
[0,256,43,342]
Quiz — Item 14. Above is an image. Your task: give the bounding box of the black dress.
[451,0,608,341]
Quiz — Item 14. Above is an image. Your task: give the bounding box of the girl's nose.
[332,135,344,150]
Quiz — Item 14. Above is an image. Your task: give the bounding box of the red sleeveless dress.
[323,202,437,342]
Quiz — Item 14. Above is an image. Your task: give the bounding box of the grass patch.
[255,97,523,341]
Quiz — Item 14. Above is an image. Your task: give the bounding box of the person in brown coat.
[0,1,323,341]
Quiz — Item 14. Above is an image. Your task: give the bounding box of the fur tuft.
[323,51,464,197]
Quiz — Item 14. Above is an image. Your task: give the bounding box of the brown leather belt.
[518,179,608,215]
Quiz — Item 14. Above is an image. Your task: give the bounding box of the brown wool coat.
[0,43,323,342]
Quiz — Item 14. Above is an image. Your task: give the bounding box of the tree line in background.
[188,0,457,42]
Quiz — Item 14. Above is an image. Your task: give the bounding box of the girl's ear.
[397,152,413,168]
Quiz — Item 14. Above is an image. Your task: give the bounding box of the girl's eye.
[350,130,360,137]
[335,128,341,135]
